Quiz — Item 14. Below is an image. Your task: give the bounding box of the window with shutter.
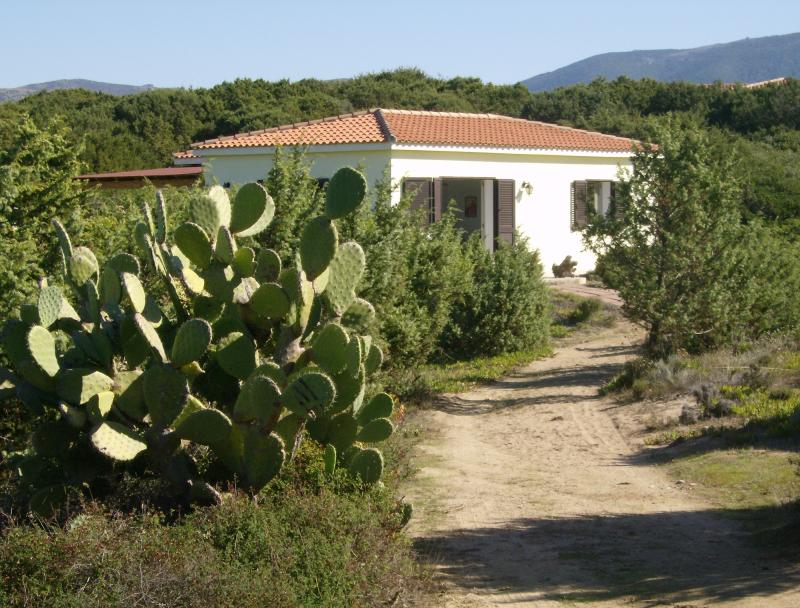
[403,178,433,226]
[495,179,515,247]
[571,180,589,231]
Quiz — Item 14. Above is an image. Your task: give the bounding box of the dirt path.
[405,310,800,607]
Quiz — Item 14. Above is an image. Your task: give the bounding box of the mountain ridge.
[0,79,155,102]
[522,32,800,91]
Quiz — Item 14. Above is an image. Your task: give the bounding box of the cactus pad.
[243,429,285,491]
[249,282,290,320]
[214,226,237,264]
[347,447,383,484]
[26,325,59,377]
[250,361,287,388]
[91,421,146,461]
[174,222,212,269]
[342,298,376,331]
[327,412,358,452]
[155,190,168,244]
[171,318,213,367]
[365,343,384,374]
[189,193,229,237]
[325,167,367,219]
[357,392,393,423]
[38,286,65,328]
[143,363,189,429]
[68,247,99,286]
[203,263,236,301]
[323,242,365,315]
[233,247,256,277]
[255,248,282,282]
[52,219,73,260]
[58,369,114,405]
[323,444,337,475]
[216,331,257,380]
[107,253,141,275]
[312,323,349,374]
[282,372,336,418]
[132,313,167,362]
[357,417,394,443]
[230,182,275,236]
[86,391,114,424]
[234,375,281,423]
[99,267,122,306]
[174,408,233,445]
[121,272,146,313]
[300,216,338,280]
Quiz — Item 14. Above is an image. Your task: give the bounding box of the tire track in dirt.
[404,313,800,607]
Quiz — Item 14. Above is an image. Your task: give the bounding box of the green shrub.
[564,298,602,325]
[585,116,800,356]
[442,237,550,359]
[0,455,425,608]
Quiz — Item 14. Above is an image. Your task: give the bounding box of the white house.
[177,109,637,275]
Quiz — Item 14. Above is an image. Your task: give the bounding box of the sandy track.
[405,317,800,607]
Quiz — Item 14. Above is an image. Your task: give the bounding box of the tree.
[0,114,86,319]
[584,117,749,356]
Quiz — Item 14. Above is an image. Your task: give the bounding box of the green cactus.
[2,166,393,513]
[325,166,367,219]
[26,325,60,377]
[300,216,338,280]
[230,182,275,236]
[174,222,213,269]
[91,421,147,461]
[323,242,366,316]
[171,318,213,367]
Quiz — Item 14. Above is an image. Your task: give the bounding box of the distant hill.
[0,79,155,102]
[522,32,800,92]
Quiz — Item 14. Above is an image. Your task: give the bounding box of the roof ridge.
[374,109,395,143]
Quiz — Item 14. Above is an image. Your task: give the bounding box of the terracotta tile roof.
[193,111,386,150]
[192,109,638,153]
[173,150,198,159]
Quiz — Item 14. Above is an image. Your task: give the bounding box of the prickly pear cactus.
[2,167,394,515]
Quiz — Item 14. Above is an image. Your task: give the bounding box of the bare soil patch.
[405,306,800,607]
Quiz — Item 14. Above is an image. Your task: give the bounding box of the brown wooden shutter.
[496,179,515,246]
[571,180,588,231]
[433,178,442,223]
[404,178,433,226]
[610,181,624,220]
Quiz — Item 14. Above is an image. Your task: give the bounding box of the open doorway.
[441,178,495,250]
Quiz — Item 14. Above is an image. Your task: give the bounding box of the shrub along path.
[405,297,800,607]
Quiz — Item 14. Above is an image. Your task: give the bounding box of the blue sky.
[1,0,798,88]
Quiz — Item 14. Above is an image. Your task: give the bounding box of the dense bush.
[442,237,550,359]
[0,447,425,608]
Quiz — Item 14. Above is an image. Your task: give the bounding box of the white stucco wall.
[195,144,391,197]
[195,143,631,276]
[389,146,631,275]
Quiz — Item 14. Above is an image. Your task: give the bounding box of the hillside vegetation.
[2,68,800,225]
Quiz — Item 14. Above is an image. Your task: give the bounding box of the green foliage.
[0,462,425,608]
[0,115,86,320]
[584,116,800,356]
[442,237,550,359]
[2,167,397,515]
